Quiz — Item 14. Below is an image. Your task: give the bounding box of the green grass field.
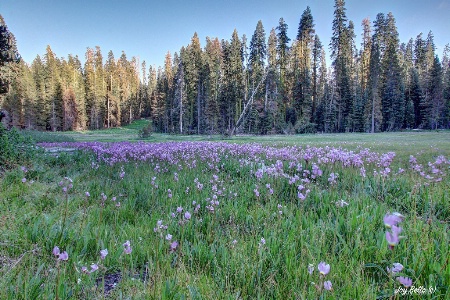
[1,122,449,299]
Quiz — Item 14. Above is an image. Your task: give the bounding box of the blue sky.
[1,0,449,69]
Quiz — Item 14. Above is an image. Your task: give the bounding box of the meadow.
[0,122,449,299]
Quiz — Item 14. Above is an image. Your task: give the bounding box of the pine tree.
[427,56,444,129]
[84,47,97,129]
[94,46,106,127]
[276,18,290,129]
[330,0,353,132]
[104,50,121,127]
[266,28,279,133]
[443,45,450,128]
[365,13,384,132]
[204,37,223,133]
[162,51,174,132]
[31,55,48,130]
[0,14,21,106]
[247,21,266,133]
[145,65,157,119]
[294,6,316,128]
[220,30,244,133]
[402,39,417,128]
[182,33,203,134]
[312,34,323,125]
[380,13,404,131]
[276,18,290,89]
[3,61,29,128]
[44,45,63,131]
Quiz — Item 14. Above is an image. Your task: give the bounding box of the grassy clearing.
[0,126,449,299]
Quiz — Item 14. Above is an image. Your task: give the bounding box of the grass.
[0,123,449,299]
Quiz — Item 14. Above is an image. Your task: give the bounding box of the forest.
[1,0,450,135]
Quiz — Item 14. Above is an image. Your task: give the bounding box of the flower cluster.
[123,240,132,254]
[383,213,413,288]
[53,246,68,261]
[384,212,404,249]
[59,177,73,194]
[309,261,332,291]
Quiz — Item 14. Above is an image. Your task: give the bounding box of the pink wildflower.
[318,262,330,276]
[100,249,108,260]
[397,276,413,288]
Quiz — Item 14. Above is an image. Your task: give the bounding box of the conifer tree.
[0,14,21,106]
[44,45,63,131]
[84,47,98,129]
[220,30,244,133]
[204,37,223,133]
[294,6,316,129]
[312,34,323,125]
[266,28,279,133]
[104,50,121,127]
[365,13,384,132]
[276,18,290,91]
[427,56,444,128]
[380,13,404,131]
[330,0,353,132]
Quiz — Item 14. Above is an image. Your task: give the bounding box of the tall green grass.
[0,131,448,299]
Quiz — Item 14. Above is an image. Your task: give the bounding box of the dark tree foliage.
[2,6,449,134]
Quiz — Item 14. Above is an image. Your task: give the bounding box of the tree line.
[1,0,449,134]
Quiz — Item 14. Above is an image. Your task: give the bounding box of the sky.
[1,0,449,71]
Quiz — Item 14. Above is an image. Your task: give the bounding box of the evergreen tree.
[380,13,404,131]
[84,47,98,129]
[204,37,223,133]
[365,13,384,132]
[0,15,21,104]
[182,33,203,134]
[312,34,322,125]
[44,45,63,131]
[104,50,121,127]
[427,56,444,129]
[173,53,186,133]
[163,51,174,132]
[294,6,316,128]
[330,0,353,131]
[220,30,244,133]
[94,46,106,127]
[443,44,450,128]
[276,18,290,89]
[31,55,48,130]
[266,28,279,133]
[276,18,290,129]
[247,21,267,133]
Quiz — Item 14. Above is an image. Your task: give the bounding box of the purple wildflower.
[123,240,132,254]
[386,225,402,249]
[100,249,108,260]
[308,264,314,275]
[384,213,403,228]
[58,251,69,261]
[323,280,332,291]
[170,241,178,252]
[387,262,403,275]
[318,262,330,276]
[397,276,413,288]
[90,263,99,273]
[53,246,60,257]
